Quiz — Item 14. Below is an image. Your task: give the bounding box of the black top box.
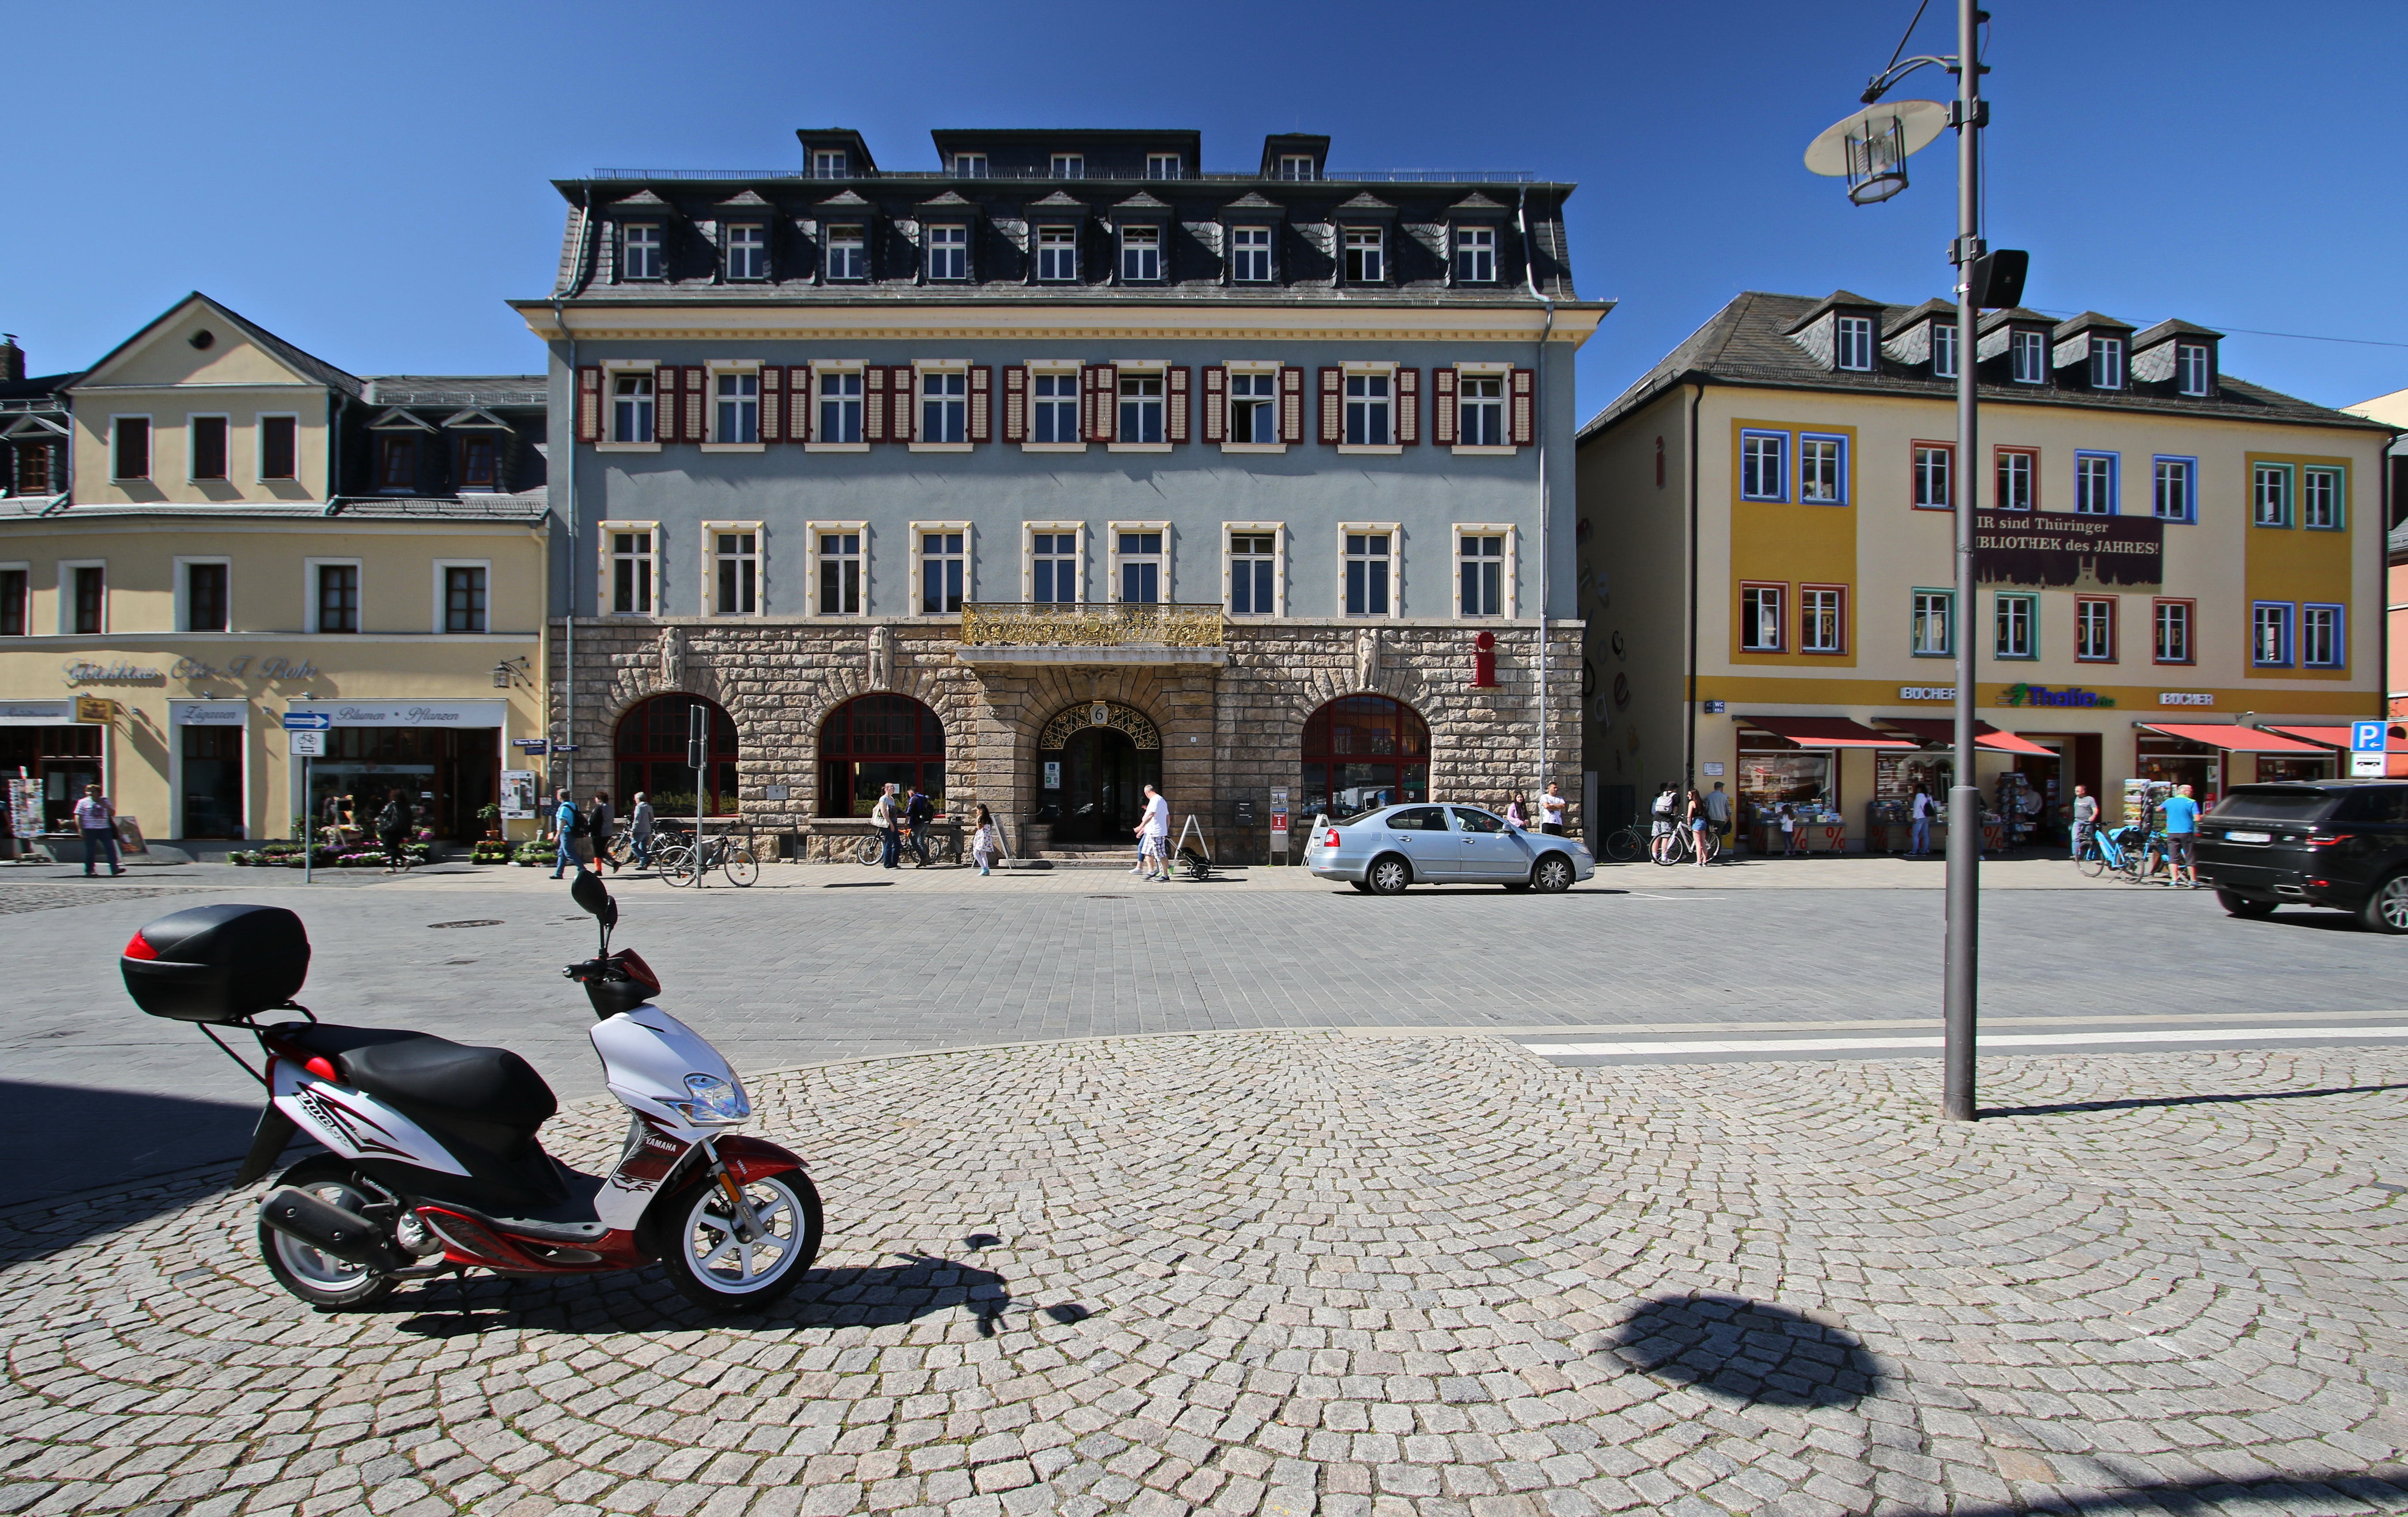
[122,904,311,1023]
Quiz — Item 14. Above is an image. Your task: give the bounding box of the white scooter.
[120,869,822,1311]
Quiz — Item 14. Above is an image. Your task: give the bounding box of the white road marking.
[1521,1026,2408,1058]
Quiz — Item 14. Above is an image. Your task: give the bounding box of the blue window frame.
[2301,603,2345,668]
[1798,433,1848,505]
[1739,430,1787,502]
[2251,601,2293,667]
[2151,456,2196,522]
[2073,451,2119,515]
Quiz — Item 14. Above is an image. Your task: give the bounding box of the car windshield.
[2207,788,2340,823]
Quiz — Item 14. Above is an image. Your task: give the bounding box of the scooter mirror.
[570,869,612,920]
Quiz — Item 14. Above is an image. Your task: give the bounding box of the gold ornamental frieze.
[959,602,1224,650]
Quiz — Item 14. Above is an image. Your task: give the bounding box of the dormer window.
[825,225,865,281]
[2176,343,2210,397]
[927,225,969,280]
[1147,153,1182,179]
[953,153,988,178]
[1454,227,1495,283]
[811,149,848,178]
[1344,227,1384,283]
[1051,153,1084,179]
[1230,226,1273,282]
[622,224,662,281]
[1278,155,1315,181]
[1834,315,1874,371]
[1036,226,1079,281]
[1119,225,1161,281]
[2011,330,2046,383]
[725,224,766,280]
[2090,337,2125,390]
[1931,322,1958,379]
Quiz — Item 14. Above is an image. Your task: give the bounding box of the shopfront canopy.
[1874,718,2056,757]
[2135,723,2330,754]
[1736,716,1914,750]
[2264,724,2408,754]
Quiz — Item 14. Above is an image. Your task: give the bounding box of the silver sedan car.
[1303,803,1597,893]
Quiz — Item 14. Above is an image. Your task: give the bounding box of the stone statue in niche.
[658,626,685,689]
[1355,627,1381,689]
[868,625,894,690]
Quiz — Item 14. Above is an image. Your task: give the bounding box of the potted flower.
[477,802,502,841]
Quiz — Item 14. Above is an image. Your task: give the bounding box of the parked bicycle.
[1651,825,1720,866]
[659,826,757,888]
[1598,821,1648,862]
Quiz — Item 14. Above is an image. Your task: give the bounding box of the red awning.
[1737,716,1916,750]
[1874,718,2056,757]
[2135,723,2331,754]
[2266,724,2408,754]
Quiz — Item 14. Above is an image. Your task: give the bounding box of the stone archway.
[612,693,739,818]
[1034,700,1162,843]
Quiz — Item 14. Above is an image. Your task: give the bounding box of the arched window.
[614,695,739,817]
[1301,694,1429,821]
[819,694,946,817]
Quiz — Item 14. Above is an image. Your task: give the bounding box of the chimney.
[0,335,22,384]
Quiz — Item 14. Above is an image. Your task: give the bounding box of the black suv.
[2195,780,2408,932]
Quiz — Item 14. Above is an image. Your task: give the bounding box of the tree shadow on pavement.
[1602,1292,1882,1407]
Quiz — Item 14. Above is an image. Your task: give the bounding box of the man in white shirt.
[1539,782,1569,836]
[1909,786,1935,857]
[74,785,122,877]
[1133,783,1172,881]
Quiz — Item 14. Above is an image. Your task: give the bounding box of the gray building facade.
[514,126,1607,857]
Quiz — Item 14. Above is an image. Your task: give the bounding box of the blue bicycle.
[2077,822,2162,881]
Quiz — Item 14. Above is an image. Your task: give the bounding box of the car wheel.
[1366,855,1412,895]
[2215,888,2277,919]
[2357,873,2408,934]
[1531,854,1576,894]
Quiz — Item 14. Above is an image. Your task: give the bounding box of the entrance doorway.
[1036,702,1162,842]
[180,725,245,838]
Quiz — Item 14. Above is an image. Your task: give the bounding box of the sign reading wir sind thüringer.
[1973,512,2163,589]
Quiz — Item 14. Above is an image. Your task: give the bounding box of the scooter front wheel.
[660,1168,822,1310]
[257,1156,398,1310]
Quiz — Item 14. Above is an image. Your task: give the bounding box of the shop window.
[180,723,245,839]
[2075,596,2116,662]
[1737,749,1833,834]
[818,693,944,818]
[615,693,740,818]
[1300,694,1428,822]
[1740,583,1784,652]
[2153,599,2193,665]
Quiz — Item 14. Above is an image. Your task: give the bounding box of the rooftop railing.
[590,167,1537,185]
[960,602,1224,649]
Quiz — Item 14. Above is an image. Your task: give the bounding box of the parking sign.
[2352,720,2386,777]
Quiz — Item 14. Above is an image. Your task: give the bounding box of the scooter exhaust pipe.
[260,1187,404,1273]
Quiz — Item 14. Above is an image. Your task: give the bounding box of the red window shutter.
[1433,367,1458,446]
[1396,367,1420,445]
[1509,367,1536,446]
[1318,367,1342,445]
[892,366,918,443]
[864,366,888,443]
[1279,366,1304,444]
[789,365,813,442]
[1202,366,1227,444]
[969,365,993,444]
[1166,367,1191,444]
[683,366,708,443]
[1087,364,1118,443]
[1003,366,1028,443]
[575,367,601,443]
[757,365,783,443]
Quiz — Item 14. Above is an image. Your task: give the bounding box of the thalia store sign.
[1999,683,2116,708]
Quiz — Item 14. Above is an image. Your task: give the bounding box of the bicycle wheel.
[1604,828,1638,863]
[854,835,883,866]
[658,844,698,886]
[1650,832,1679,866]
[2075,845,2109,879]
[723,847,758,887]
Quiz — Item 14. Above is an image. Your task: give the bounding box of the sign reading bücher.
[1973,512,2163,589]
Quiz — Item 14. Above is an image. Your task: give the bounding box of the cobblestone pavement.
[3,1034,2404,1517]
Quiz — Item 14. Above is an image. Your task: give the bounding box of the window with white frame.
[1458,373,1504,446]
[1913,444,1952,509]
[1229,226,1272,282]
[622,224,662,280]
[1119,225,1161,282]
[1343,227,1383,283]
[1994,593,2036,659]
[726,223,766,280]
[2076,597,2115,662]
[62,563,103,634]
[1117,372,1164,443]
[817,530,863,615]
[953,153,988,178]
[1116,530,1163,604]
[819,369,863,443]
[2089,337,2124,389]
[2154,600,2192,664]
[1740,584,1783,651]
[1050,153,1083,179]
[611,371,655,444]
[1800,586,1844,653]
[2152,457,2195,521]
[314,562,360,633]
[1344,372,1392,446]
[1798,434,1845,504]
[825,225,865,280]
[811,149,848,178]
[1031,530,1078,604]
[1912,590,1952,656]
[1931,322,1959,379]
[926,225,968,280]
[2303,467,2343,529]
[182,559,230,632]
[2176,343,2210,396]
[1229,530,1277,616]
[1997,447,2035,511]
[1344,532,1391,616]
[610,529,654,615]
[442,565,488,633]
[2253,602,2292,666]
[2253,463,2291,526]
[2074,452,2117,515]
[1740,430,1787,501]
[1032,371,1079,443]
[1454,226,1495,283]
[2011,330,2047,384]
[1834,316,1874,371]
[1146,153,1181,179]
[713,371,759,444]
[713,530,758,616]
[2302,603,2343,667]
[1228,371,1277,443]
[1458,533,1505,617]
[920,530,964,614]
[921,370,967,443]
[1036,226,1078,281]
[1278,154,1314,181]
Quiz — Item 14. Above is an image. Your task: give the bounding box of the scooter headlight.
[679,1072,750,1125]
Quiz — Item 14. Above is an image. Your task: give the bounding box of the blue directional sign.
[281,711,333,731]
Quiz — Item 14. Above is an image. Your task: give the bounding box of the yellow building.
[0,295,549,849]
[1577,291,2394,850]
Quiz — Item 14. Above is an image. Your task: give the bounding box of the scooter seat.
[294,1025,557,1132]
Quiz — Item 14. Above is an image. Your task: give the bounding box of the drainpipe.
[1518,188,1557,810]
[551,189,597,796]
[1685,382,1701,788]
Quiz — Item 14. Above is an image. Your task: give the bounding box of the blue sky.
[8,0,2400,415]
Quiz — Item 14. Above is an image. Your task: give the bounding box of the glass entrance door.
[180,725,245,838]
[1047,726,1161,843]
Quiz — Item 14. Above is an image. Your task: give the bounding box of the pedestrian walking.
[2162,782,2201,888]
[1702,781,1730,849]
[549,790,587,878]
[589,791,619,873]
[629,791,656,870]
[375,787,411,871]
[870,783,902,870]
[74,785,123,877]
[1685,787,1712,868]
[970,804,1000,876]
[1908,784,1935,857]
[1134,782,1172,881]
[1540,782,1568,836]
[2070,783,2097,861]
[905,785,935,868]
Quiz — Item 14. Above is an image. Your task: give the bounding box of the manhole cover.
[428,919,504,929]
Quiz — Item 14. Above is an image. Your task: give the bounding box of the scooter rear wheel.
[257,1156,397,1310]
[660,1168,821,1310]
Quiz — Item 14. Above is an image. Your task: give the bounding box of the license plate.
[2224,830,2271,844]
